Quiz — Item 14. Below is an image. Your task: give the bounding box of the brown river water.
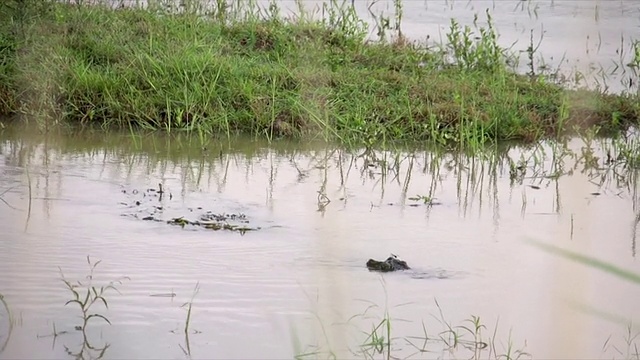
[0,122,639,359]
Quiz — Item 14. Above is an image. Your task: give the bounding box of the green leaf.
[62,280,80,300]
[65,299,84,308]
[97,296,109,309]
[86,313,111,325]
[83,289,90,307]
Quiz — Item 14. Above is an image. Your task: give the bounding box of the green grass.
[294,289,531,360]
[0,0,639,148]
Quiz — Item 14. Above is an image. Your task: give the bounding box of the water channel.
[1,123,639,359]
[1,0,640,358]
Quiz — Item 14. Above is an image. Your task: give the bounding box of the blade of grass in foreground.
[568,299,637,327]
[525,238,640,284]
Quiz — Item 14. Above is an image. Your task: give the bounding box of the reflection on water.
[0,123,639,359]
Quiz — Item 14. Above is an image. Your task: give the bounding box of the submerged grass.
[0,0,638,147]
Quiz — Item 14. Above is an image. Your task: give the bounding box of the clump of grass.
[296,292,529,359]
[445,11,506,73]
[295,278,529,359]
[59,255,129,331]
[0,2,18,116]
[360,310,392,360]
[0,0,638,147]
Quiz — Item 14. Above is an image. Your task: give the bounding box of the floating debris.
[407,195,442,206]
[167,215,259,234]
[120,185,261,234]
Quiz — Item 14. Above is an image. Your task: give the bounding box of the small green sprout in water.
[59,256,129,331]
[361,316,391,357]
[408,195,439,206]
[170,282,201,357]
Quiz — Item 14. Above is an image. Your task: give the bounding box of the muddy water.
[0,124,639,359]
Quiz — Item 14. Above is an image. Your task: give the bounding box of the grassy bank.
[0,0,639,146]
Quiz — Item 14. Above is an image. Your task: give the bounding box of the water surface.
[0,123,639,359]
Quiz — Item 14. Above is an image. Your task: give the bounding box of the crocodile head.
[366,255,410,272]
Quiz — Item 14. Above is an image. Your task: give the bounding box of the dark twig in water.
[0,186,19,211]
[149,293,176,298]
